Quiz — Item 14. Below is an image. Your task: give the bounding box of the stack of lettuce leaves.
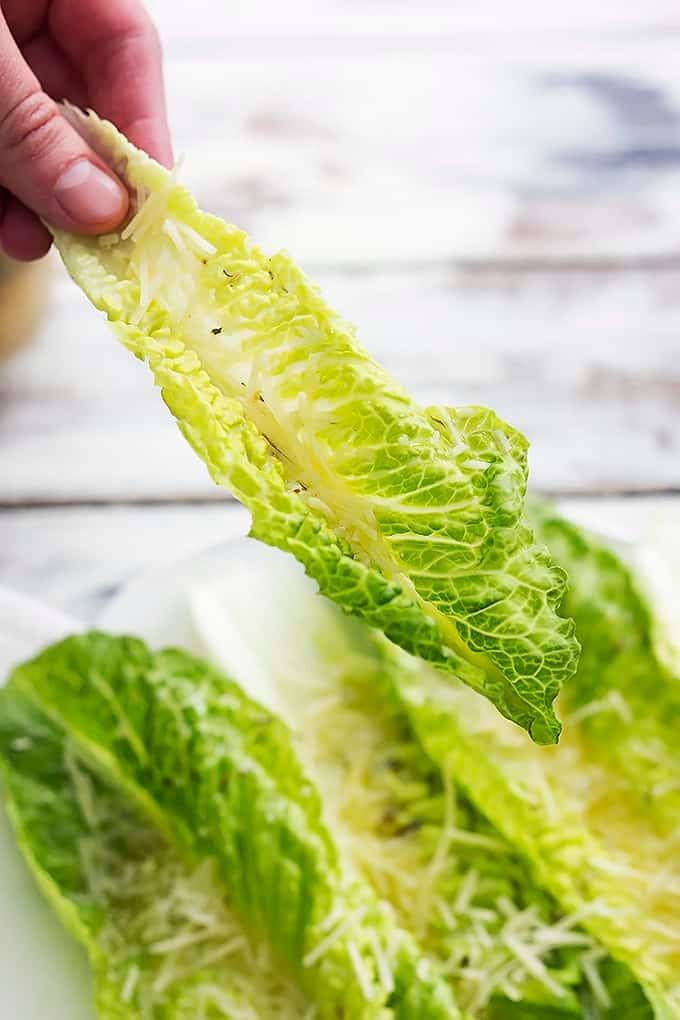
[48,105,579,746]
[187,500,679,1018]
[1,503,678,1017]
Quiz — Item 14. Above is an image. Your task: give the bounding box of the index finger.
[49,0,173,167]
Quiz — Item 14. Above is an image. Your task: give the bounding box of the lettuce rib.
[51,106,578,744]
[0,633,459,1020]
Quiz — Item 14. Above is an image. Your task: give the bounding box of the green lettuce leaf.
[487,956,654,1020]
[50,105,578,743]
[528,499,680,836]
[0,632,459,1020]
[383,506,680,1015]
[0,692,312,1020]
[189,543,653,1018]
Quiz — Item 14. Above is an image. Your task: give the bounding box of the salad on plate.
[1,110,678,1019]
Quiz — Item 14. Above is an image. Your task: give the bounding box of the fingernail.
[54,159,127,227]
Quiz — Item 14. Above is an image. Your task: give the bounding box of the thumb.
[0,16,128,234]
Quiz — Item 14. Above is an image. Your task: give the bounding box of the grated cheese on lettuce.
[386,502,680,1016]
[190,546,650,1017]
[2,722,309,1020]
[0,634,460,1020]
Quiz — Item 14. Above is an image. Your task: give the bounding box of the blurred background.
[2,0,680,613]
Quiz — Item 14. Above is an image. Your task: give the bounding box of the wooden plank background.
[2,1,680,612]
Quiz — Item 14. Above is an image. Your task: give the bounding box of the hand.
[0,0,172,261]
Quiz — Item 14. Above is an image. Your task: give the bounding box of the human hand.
[0,0,172,261]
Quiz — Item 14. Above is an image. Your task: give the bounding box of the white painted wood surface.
[2,1,680,603]
[144,2,680,43]
[3,261,680,500]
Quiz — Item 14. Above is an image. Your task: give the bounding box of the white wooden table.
[2,1,680,620]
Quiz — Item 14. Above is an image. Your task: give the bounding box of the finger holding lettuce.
[0,0,171,262]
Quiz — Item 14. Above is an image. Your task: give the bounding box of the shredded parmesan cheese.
[303,907,366,968]
[64,749,311,1018]
[281,664,608,1013]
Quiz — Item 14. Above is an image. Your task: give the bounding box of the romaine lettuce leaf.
[50,105,579,744]
[528,500,680,836]
[0,692,312,1020]
[0,632,459,1020]
[487,956,655,1020]
[189,543,653,1018]
[384,506,680,1015]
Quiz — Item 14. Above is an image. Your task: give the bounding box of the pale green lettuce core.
[51,106,578,744]
[0,634,459,1020]
[383,504,680,1016]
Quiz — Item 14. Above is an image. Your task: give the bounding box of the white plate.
[98,538,259,655]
